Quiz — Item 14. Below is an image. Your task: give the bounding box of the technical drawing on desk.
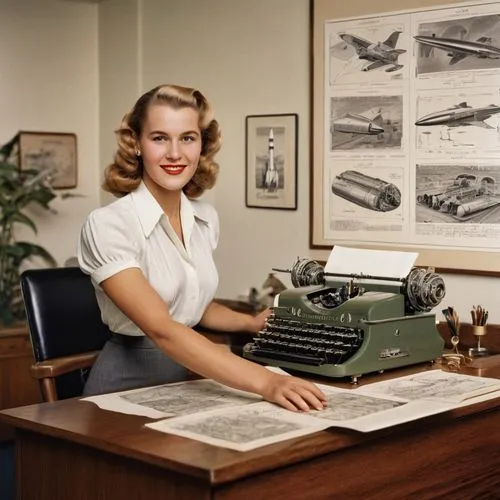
[357,370,500,403]
[330,96,403,151]
[416,164,500,223]
[145,384,455,451]
[119,379,260,416]
[82,379,260,418]
[312,392,403,420]
[414,14,500,75]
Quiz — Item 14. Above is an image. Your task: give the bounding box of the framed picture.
[245,114,298,210]
[19,131,78,189]
[310,0,500,276]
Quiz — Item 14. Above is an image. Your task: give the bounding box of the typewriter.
[243,258,446,382]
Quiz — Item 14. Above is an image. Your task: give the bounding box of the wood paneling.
[0,324,41,442]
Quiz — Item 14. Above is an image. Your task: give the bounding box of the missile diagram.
[332,171,401,212]
[414,35,500,65]
[415,102,500,129]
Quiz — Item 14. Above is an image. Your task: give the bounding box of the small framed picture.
[19,131,78,189]
[245,114,298,210]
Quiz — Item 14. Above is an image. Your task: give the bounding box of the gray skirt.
[83,334,189,396]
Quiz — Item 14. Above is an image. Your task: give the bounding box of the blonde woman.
[78,84,326,412]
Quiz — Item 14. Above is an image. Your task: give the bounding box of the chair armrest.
[30,351,100,379]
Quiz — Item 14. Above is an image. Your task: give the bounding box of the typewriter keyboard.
[248,316,364,366]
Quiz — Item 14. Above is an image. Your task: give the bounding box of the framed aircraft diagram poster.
[311,0,500,274]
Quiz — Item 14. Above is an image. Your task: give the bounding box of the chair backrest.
[20,267,111,400]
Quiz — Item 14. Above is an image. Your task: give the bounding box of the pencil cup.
[468,325,489,358]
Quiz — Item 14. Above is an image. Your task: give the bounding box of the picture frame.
[19,131,78,189]
[310,0,500,276]
[245,113,298,210]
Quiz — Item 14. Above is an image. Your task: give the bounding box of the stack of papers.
[83,369,500,452]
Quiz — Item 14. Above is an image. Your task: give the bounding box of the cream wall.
[100,0,314,298]
[98,0,142,206]
[2,0,497,325]
[98,0,500,324]
[0,0,101,265]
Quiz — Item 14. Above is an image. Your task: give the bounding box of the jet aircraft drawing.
[332,107,384,135]
[415,102,500,129]
[339,31,406,72]
[414,34,500,65]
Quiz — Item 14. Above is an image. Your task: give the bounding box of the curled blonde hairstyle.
[104,84,221,198]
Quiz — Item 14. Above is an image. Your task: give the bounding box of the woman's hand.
[247,307,273,333]
[260,373,327,412]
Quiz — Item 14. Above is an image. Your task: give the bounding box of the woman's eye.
[153,136,167,142]
[182,136,196,143]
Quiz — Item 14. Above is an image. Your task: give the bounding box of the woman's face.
[138,103,202,195]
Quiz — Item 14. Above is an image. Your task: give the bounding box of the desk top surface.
[2,357,500,485]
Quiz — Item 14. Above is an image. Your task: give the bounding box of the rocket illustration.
[264,128,279,191]
[268,128,275,170]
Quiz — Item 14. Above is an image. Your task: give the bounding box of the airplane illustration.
[332,107,384,135]
[339,31,406,72]
[415,102,500,129]
[414,34,500,65]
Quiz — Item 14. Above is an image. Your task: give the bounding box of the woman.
[78,84,326,412]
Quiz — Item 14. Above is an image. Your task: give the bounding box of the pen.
[470,305,488,326]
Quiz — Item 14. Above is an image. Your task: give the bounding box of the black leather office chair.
[20,267,111,402]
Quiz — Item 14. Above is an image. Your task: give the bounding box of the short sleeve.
[77,208,141,285]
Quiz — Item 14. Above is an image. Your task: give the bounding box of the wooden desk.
[1,359,500,500]
[0,324,41,442]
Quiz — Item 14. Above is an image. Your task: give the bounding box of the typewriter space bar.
[250,348,323,366]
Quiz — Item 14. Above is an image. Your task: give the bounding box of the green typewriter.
[243,258,446,383]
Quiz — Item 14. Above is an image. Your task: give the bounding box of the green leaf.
[0,133,19,160]
[0,162,18,177]
[9,212,38,234]
[5,241,57,267]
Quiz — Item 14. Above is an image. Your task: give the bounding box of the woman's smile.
[161,165,187,175]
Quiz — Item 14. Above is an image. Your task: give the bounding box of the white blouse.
[77,181,219,336]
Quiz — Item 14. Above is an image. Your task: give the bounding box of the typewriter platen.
[243,258,446,383]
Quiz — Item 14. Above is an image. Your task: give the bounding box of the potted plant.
[0,134,70,326]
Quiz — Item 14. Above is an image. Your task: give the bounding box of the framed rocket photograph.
[245,113,298,210]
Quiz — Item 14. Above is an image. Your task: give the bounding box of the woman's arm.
[101,268,326,412]
[199,300,270,333]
